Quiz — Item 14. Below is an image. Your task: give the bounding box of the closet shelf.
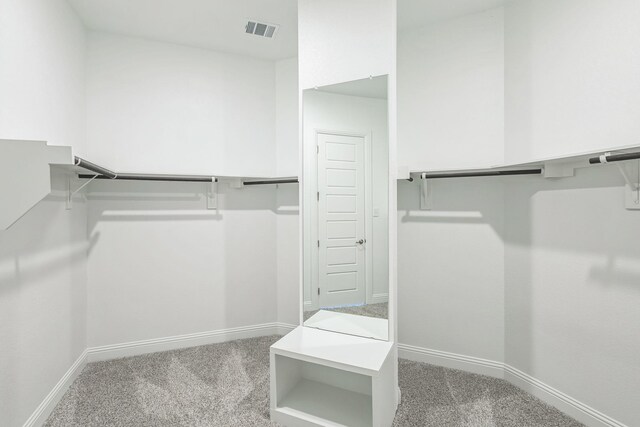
[0,139,74,230]
[402,143,640,181]
[404,144,640,210]
[69,156,298,185]
[398,145,640,181]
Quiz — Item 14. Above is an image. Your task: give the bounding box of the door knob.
[356,239,365,245]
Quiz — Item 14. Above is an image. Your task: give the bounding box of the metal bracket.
[228,178,244,189]
[543,162,573,178]
[66,174,98,210]
[420,173,433,210]
[206,177,218,210]
[617,160,640,210]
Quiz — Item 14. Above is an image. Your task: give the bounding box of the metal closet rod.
[78,175,300,185]
[78,174,217,183]
[75,157,298,185]
[244,179,299,185]
[589,151,640,164]
[413,168,543,180]
[74,156,117,179]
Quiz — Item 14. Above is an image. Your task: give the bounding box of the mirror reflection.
[302,75,389,340]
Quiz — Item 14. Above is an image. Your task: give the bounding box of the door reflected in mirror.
[302,75,389,341]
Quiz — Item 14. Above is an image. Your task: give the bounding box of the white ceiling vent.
[245,20,279,38]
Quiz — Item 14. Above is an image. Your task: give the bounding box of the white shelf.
[270,328,397,426]
[403,142,640,177]
[277,379,372,427]
[0,139,73,230]
[271,326,393,376]
[304,310,388,341]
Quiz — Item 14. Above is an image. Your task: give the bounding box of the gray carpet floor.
[46,335,583,426]
[304,302,389,321]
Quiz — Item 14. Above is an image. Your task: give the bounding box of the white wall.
[302,90,389,308]
[276,57,299,177]
[505,166,640,427]
[504,0,640,164]
[397,2,640,424]
[275,57,301,325]
[0,1,88,425]
[0,0,86,153]
[0,172,88,426]
[85,180,279,347]
[398,7,504,172]
[276,185,300,326]
[298,0,395,89]
[85,32,277,177]
[397,178,505,362]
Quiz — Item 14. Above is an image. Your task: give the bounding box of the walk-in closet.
[1,1,638,426]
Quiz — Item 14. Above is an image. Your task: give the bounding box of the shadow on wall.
[0,170,89,426]
[0,174,92,291]
[82,179,298,348]
[503,163,640,401]
[84,180,300,233]
[400,163,640,423]
[397,163,640,376]
[398,177,505,230]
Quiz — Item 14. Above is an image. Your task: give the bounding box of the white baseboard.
[504,365,628,427]
[25,322,298,426]
[27,326,626,427]
[86,322,296,362]
[22,349,88,427]
[398,343,504,379]
[369,293,389,305]
[398,343,627,427]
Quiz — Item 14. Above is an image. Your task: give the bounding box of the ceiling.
[67,0,298,61]
[398,0,507,30]
[316,76,388,100]
[67,0,507,61]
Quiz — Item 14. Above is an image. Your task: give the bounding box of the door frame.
[310,128,374,310]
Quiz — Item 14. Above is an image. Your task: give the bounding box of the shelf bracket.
[66,174,98,210]
[420,173,433,210]
[616,159,640,210]
[229,178,244,189]
[543,162,573,178]
[206,177,218,210]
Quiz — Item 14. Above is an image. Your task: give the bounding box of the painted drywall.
[0,171,88,426]
[0,1,87,425]
[298,0,395,89]
[85,32,277,177]
[0,0,86,154]
[504,0,640,164]
[275,57,299,178]
[275,57,301,325]
[398,7,504,172]
[395,3,640,424]
[85,180,279,347]
[504,166,640,426]
[276,185,300,326]
[302,90,389,309]
[397,178,505,362]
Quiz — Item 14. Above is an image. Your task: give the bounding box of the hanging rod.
[243,179,299,185]
[418,168,543,180]
[78,174,217,183]
[588,151,640,165]
[74,156,117,179]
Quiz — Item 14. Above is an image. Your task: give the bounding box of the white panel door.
[318,133,366,308]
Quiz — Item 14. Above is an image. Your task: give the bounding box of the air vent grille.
[245,20,279,38]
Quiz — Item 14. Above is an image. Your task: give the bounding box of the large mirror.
[302,75,389,340]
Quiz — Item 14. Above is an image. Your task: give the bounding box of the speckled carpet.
[45,335,583,426]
